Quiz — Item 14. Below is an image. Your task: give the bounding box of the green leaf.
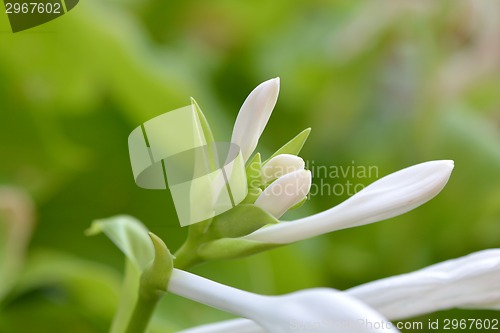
[86,215,154,272]
[207,204,279,239]
[87,217,174,333]
[197,238,280,260]
[86,215,154,333]
[263,128,311,164]
[190,97,216,146]
[6,250,121,327]
[245,153,262,189]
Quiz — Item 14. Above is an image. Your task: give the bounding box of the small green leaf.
[263,128,311,164]
[246,153,262,189]
[86,215,153,272]
[198,238,280,260]
[207,204,279,239]
[191,98,218,172]
[190,97,216,146]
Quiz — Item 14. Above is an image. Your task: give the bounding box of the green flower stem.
[174,240,203,270]
[124,291,161,333]
[173,220,211,270]
[124,233,173,333]
[110,261,140,333]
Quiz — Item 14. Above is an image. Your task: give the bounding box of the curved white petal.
[230,78,280,162]
[255,169,311,218]
[177,318,265,333]
[265,289,399,333]
[348,249,500,320]
[177,249,500,333]
[245,160,454,244]
[261,154,305,183]
[170,270,398,333]
[168,269,263,318]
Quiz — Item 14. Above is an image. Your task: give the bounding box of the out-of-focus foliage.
[0,0,499,332]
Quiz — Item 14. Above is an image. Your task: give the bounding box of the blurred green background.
[1,0,500,332]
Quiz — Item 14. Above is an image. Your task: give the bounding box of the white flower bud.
[254,169,312,218]
[230,78,280,162]
[246,160,454,244]
[261,154,305,183]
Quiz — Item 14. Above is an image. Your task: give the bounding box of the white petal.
[170,270,398,333]
[245,160,454,244]
[261,154,305,183]
[348,249,500,320]
[230,78,280,162]
[168,269,263,318]
[176,249,500,332]
[263,289,399,333]
[177,319,265,333]
[254,169,312,218]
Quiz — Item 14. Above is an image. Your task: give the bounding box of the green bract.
[87,216,174,333]
[174,204,280,266]
[262,128,311,164]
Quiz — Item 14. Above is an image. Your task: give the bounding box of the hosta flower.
[245,160,454,244]
[179,249,500,333]
[227,79,453,243]
[168,269,399,333]
[172,79,454,263]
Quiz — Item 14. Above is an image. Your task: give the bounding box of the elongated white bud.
[246,160,454,244]
[230,78,280,162]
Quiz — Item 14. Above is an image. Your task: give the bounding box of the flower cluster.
[88,79,500,333]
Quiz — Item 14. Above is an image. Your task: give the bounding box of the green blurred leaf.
[4,250,120,331]
[0,187,35,302]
